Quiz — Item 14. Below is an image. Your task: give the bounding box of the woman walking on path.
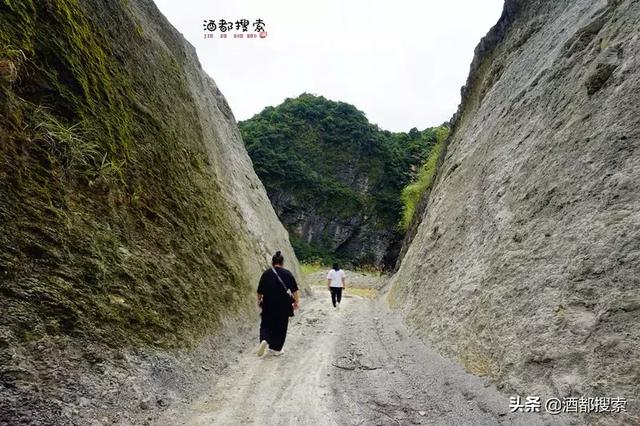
[327,263,346,309]
[256,251,300,357]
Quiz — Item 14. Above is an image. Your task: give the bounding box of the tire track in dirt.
[160,292,343,425]
[159,282,576,425]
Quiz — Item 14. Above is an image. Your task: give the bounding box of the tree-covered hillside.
[240,93,445,267]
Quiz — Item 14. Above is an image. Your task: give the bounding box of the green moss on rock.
[0,0,254,349]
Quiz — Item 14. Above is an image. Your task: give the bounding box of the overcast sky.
[153,0,504,132]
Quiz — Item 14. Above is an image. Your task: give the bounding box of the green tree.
[240,93,441,264]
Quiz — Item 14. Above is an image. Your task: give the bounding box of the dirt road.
[160,284,573,425]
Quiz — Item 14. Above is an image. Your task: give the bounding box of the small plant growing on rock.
[32,106,103,174]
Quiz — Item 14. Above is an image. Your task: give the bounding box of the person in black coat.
[256,251,300,356]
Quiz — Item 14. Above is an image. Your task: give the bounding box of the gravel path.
[159,284,574,425]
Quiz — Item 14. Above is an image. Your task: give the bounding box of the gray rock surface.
[391,0,640,423]
[272,189,402,269]
[0,0,304,424]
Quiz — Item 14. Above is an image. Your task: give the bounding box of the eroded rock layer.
[392,0,639,418]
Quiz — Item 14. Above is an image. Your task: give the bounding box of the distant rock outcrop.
[0,0,301,423]
[391,0,639,420]
[240,94,438,269]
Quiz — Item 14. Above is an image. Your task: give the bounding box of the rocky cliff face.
[271,186,401,268]
[391,0,639,420]
[0,0,301,422]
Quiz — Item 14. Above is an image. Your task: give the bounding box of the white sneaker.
[270,349,284,357]
[256,340,268,357]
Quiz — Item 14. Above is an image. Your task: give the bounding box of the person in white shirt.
[326,263,346,309]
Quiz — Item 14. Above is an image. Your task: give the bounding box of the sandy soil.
[159,281,575,426]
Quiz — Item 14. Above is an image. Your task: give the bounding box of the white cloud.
[153,0,504,131]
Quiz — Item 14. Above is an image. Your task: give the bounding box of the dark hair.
[272,251,284,266]
[332,263,339,271]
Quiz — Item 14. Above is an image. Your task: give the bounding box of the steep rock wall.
[0,0,302,422]
[391,0,640,419]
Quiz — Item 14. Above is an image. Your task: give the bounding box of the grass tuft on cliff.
[399,125,450,231]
